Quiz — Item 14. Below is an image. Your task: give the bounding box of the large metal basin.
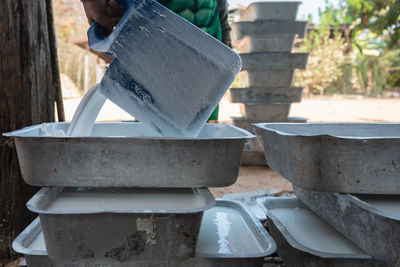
[258,197,383,267]
[294,186,400,266]
[255,123,400,194]
[88,0,241,137]
[15,200,276,266]
[4,122,254,187]
[27,187,215,262]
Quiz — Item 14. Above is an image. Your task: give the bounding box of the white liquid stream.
[67,84,106,136]
[269,207,365,255]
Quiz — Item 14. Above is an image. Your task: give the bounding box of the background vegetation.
[295,0,400,96]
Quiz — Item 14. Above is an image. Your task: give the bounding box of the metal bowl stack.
[255,122,400,266]
[6,122,279,266]
[229,2,309,166]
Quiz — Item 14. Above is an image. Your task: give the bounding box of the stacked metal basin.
[229,1,309,166]
[255,122,400,266]
[5,122,279,266]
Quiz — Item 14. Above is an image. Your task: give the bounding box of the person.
[81,0,232,121]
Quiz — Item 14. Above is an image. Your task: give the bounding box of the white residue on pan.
[136,218,157,245]
[358,196,400,218]
[139,26,150,37]
[43,188,207,212]
[153,9,165,18]
[39,124,66,137]
[269,207,366,255]
[215,211,231,254]
[196,206,263,255]
[28,231,46,252]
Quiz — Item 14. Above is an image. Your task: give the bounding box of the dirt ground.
[63,94,400,197]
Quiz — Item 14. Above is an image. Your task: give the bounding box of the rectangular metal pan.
[229,87,303,104]
[4,122,254,187]
[239,2,301,21]
[255,123,400,194]
[239,104,291,121]
[294,186,400,266]
[231,20,307,41]
[15,200,276,267]
[238,70,295,88]
[240,52,309,71]
[257,197,383,267]
[233,35,295,53]
[26,187,215,263]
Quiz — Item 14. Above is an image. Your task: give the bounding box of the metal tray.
[294,186,400,266]
[239,104,291,121]
[257,197,383,267]
[239,2,301,21]
[26,187,215,262]
[240,52,309,71]
[88,0,241,137]
[229,87,303,104]
[231,20,307,41]
[233,35,295,53]
[238,70,295,87]
[4,122,254,187]
[255,123,400,194]
[15,200,276,267]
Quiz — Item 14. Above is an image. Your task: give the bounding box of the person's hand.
[223,40,232,48]
[82,0,125,31]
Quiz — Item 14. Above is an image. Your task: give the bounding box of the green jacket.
[157,0,231,42]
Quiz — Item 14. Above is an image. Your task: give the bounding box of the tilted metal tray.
[26,187,215,262]
[294,186,400,266]
[255,123,400,194]
[15,200,276,267]
[257,196,383,267]
[4,122,254,187]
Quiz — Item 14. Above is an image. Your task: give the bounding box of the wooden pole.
[0,0,56,263]
[46,0,65,122]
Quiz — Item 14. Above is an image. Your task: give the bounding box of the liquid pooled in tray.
[269,207,365,255]
[358,196,400,218]
[196,206,263,255]
[44,188,207,212]
[29,231,46,252]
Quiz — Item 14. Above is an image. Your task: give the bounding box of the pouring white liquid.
[67,84,106,136]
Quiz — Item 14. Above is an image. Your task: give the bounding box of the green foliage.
[355,49,400,95]
[295,2,348,95]
[346,0,400,49]
[296,0,400,96]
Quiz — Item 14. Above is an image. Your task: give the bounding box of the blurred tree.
[345,0,400,49]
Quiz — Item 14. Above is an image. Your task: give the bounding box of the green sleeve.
[217,0,231,42]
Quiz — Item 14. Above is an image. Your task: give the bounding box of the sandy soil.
[63,95,400,196]
[210,166,292,198]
